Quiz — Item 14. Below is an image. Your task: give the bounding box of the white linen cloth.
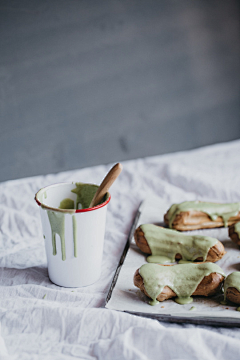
[0,140,240,360]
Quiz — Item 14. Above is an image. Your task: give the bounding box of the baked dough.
[225,287,240,305]
[134,225,226,263]
[228,222,240,246]
[223,272,240,305]
[164,201,240,231]
[134,263,225,304]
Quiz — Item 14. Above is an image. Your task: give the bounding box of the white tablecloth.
[0,140,240,360]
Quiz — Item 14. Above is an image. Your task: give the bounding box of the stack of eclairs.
[133,201,240,309]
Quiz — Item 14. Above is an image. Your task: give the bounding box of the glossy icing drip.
[139,262,225,306]
[141,224,217,264]
[59,198,75,209]
[223,271,240,303]
[71,183,99,209]
[47,211,66,261]
[167,201,240,228]
[72,215,77,257]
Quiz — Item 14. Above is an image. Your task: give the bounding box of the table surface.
[0,140,240,360]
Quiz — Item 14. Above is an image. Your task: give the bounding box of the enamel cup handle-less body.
[89,163,123,208]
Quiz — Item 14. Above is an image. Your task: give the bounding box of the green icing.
[45,183,109,261]
[167,201,240,228]
[47,212,78,260]
[175,296,193,305]
[59,198,75,209]
[178,260,194,264]
[47,211,66,261]
[58,183,108,210]
[147,255,174,264]
[71,183,99,209]
[234,222,240,237]
[72,215,77,257]
[141,224,217,264]
[139,262,225,306]
[223,271,240,303]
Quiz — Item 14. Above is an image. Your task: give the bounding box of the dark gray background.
[0,0,239,182]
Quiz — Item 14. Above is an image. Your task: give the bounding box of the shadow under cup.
[35,182,111,287]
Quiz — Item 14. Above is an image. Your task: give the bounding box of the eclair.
[223,272,240,306]
[228,222,240,247]
[164,201,240,231]
[134,224,226,263]
[134,263,225,305]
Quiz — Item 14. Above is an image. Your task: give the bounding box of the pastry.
[134,262,225,305]
[164,201,240,231]
[223,272,240,306]
[229,222,240,246]
[134,224,226,263]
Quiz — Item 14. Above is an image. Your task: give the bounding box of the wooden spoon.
[89,163,123,208]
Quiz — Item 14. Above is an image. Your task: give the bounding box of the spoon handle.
[89,163,123,208]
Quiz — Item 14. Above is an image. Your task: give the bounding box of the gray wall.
[0,0,239,182]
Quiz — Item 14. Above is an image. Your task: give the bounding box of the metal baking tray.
[105,197,240,327]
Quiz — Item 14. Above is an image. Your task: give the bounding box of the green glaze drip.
[72,215,77,257]
[47,211,66,261]
[71,183,100,209]
[178,260,194,264]
[43,294,46,299]
[175,297,193,305]
[141,224,217,264]
[59,198,75,209]
[234,222,240,237]
[167,201,240,228]
[220,300,227,305]
[149,299,159,306]
[223,271,240,303]
[189,306,196,311]
[43,235,45,239]
[147,255,174,264]
[139,262,225,306]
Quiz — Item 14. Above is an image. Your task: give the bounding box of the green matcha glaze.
[139,263,225,306]
[72,215,77,257]
[175,296,193,305]
[59,183,106,210]
[47,211,66,261]
[141,224,217,264]
[147,255,174,264]
[234,222,240,237]
[71,183,99,209]
[223,271,240,303]
[59,198,75,209]
[167,201,240,228]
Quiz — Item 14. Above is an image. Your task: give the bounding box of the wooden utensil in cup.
[89,163,123,208]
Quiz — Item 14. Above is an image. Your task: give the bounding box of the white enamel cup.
[35,182,110,287]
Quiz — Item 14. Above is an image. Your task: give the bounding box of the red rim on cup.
[35,182,111,213]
